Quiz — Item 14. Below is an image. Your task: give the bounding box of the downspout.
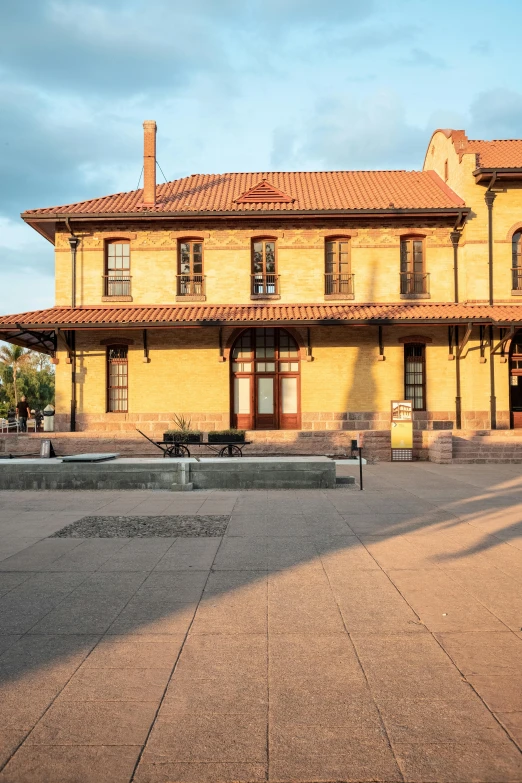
[65,219,79,432]
[485,173,497,306]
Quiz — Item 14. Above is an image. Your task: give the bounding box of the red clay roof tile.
[1,303,521,328]
[22,170,464,218]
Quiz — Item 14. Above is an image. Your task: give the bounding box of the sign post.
[391,401,413,461]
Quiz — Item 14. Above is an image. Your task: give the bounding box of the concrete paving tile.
[29,571,148,634]
[59,666,172,702]
[225,518,268,537]
[0,728,27,769]
[377,696,510,744]
[467,674,522,712]
[40,538,130,571]
[0,684,66,731]
[162,673,268,714]
[0,573,32,597]
[268,591,345,634]
[0,634,21,655]
[268,634,361,680]
[445,567,522,632]
[0,633,100,677]
[266,537,319,569]
[82,634,185,669]
[0,572,88,633]
[435,631,522,674]
[0,745,141,783]
[153,538,220,571]
[176,634,266,679]
[388,568,505,632]
[26,699,158,745]
[134,760,267,783]
[191,573,267,634]
[0,539,83,571]
[108,598,197,635]
[351,630,456,668]
[270,678,381,728]
[139,571,208,601]
[145,712,267,762]
[497,712,522,746]
[98,538,177,571]
[268,727,400,782]
[212,538,267,570]
[393,741,522,783]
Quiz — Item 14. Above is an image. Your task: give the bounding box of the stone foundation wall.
[453,430,522,463]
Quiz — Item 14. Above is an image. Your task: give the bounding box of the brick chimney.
[142,120,157,206]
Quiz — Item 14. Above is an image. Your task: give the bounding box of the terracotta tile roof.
[434,129,522,169]
[22,170,464,218]
[1,303,522,329]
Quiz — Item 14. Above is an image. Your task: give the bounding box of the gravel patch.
[50,515,229,538]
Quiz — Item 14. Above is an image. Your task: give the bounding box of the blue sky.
[1,0,522,314]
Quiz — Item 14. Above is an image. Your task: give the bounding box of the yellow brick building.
[2,122,522,452]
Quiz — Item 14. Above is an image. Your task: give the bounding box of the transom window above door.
[251,239,280,299]
[177,240,205,300]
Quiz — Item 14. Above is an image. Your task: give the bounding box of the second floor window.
[252,239,278,296]
[400,238,428,295]
[325,238,352,296]
[105,241,131,297]
[512,231,522,291]
[178,241,204,297]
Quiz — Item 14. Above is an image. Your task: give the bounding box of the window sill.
[101,295,133,302]
[250,294,281,300]
[399,293,430,300]
[511,290,522,296]
[324,293,355,300]
[175,295,206,302]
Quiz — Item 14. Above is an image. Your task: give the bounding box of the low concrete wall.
[191,457,335,489]
[0,457,336,490]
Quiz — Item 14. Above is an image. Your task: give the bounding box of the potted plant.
[208,429,246,444]
[164,414,202,443]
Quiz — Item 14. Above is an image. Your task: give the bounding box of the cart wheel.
[220,445,242,458]
[177,444,191,458]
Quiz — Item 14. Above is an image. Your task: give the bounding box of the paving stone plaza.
[0,463,521,782]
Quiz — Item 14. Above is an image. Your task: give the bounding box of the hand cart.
[136,429,251,458]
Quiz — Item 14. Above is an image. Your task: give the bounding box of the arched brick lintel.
[398,335,433,344]
[506,223,522,241]
[223,325,307,362]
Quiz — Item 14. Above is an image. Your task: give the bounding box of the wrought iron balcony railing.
[400,272,430,296]
[176,274,205,297]
[324,273,354,296]
[251,273,280,297]
[103,275,131,297]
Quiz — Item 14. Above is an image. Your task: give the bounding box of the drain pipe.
[485,173,497,306]
[65,220,79,432]
[65,218,79,309]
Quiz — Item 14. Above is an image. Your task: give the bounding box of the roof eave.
[473,167,522,183]
[21,206,469,223]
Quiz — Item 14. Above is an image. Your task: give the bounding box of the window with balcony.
[177,240,205,300]
[404,343,426,410]
[512,231,522,293]
[324,238,354,299]
[400,237,429,298]
[107,346,128,412]
[251,239,280,298]
[104,241,131,300]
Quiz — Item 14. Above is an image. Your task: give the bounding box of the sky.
[1,0,522,315]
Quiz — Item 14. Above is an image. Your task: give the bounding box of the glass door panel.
[257,377,274,414]
[234,377,251,414]
[281,377,297,414]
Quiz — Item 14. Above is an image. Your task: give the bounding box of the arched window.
[400,237,428,295]
[177,240,204,298]
[325,237,353,297]
[251,239,278,297]
[231,328,300,430]
[107,346,128,412]
[512,232,522,291]
[105,241,131,297]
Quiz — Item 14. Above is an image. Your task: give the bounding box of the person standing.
[16,396,30,432]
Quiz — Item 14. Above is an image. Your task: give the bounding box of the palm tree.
[0,344,30,409]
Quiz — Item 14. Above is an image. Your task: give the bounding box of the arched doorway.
[510,331,522,428]
[231,328,301,430]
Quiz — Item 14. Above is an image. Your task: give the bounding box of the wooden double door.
[510,332,522,428]
[231,328,301,430]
